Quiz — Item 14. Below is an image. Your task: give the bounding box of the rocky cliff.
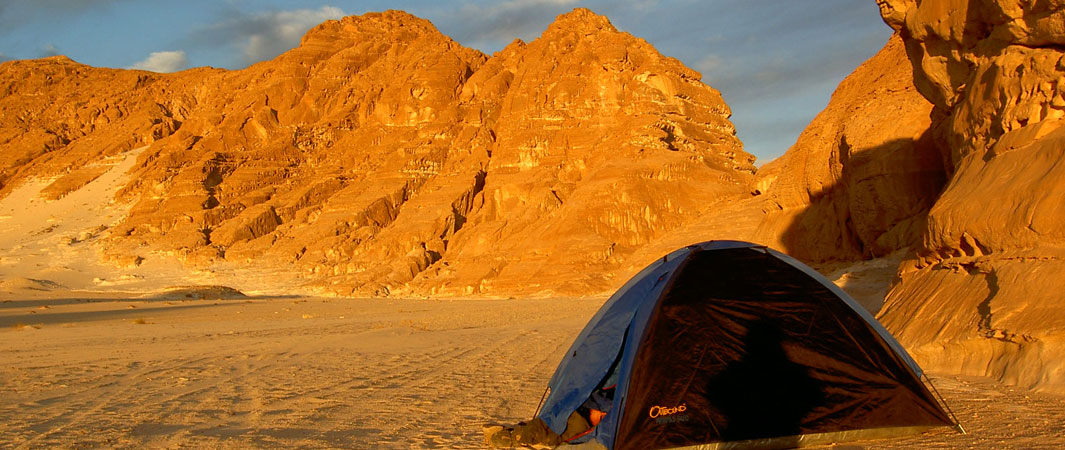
[623,34,946,273]
[0,57,217,197]
[0,9,754,297]
[405,10,754,296]
[875,0,1065,393]
[623,5,1065,393]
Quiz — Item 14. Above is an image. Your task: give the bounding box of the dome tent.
[538,241,958,450]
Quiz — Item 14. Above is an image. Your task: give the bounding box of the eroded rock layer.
[0,9,753,297]
[876,0,1065,393]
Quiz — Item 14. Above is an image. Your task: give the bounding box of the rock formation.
[621,7,1065,393]
[405,9,754,296]
[875,0,1065,393]
[0,9,754,297]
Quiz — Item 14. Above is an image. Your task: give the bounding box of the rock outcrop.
[876,0,1065,393]
[0,9,754,297]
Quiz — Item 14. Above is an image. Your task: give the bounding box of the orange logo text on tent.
[648,403,687,418]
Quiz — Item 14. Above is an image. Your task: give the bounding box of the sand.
[0,293,1063,449]
[0,294,593,449]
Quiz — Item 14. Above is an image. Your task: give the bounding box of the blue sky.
[0,0,892,163]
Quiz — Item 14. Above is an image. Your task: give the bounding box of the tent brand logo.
[650,403,690,425]
[648,403,686,418]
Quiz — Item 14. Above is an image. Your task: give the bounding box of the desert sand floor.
[2,294,1064,450]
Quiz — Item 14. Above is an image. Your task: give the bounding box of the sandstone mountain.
[0,9,754,297]
[0,56,216,197]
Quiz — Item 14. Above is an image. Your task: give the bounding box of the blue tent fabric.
[538,246,691,434]
[537,241,756,435]
[534,241,953,450]
[583,242,760,446]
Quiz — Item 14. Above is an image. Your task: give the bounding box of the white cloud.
[129,50,188,73]
[243,6,344,62]
[41,43,60,57]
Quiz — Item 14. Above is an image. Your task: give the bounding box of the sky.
[0,0,893,163]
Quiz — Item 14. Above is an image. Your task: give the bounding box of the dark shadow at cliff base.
[776,131,947,269]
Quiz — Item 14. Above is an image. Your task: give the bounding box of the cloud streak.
[191,6,345,67]
[40,43,60,58]
[428,0,579,52]
[128,50,188,73]
[0,0,130,31]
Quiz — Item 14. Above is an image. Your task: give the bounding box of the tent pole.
[533,387,550,418]
[922,373,966,434]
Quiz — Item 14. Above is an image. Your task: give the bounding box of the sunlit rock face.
[0,56,216,196]
[876,0,1065,393]
[0,9,755,297]
[407,9,755,296]
[101,11,492,296]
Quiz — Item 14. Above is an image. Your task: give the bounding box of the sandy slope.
[0,147,312,299]
[0,147,195,294]
[2,294,1063,450]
